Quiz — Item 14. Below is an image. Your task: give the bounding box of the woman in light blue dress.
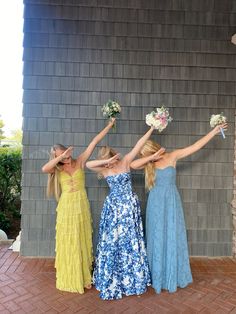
[131,123,227,293]
[86,126,163,300]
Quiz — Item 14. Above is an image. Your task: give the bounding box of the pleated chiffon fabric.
[55,169,93,293]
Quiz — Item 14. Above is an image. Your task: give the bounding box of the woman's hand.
[60,146,73,161]
[105,154,120,168]
[150,147,165,162]
[213,123,228,135]
[108,117,116,127]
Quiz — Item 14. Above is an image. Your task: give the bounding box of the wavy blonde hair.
[46,144,67,201]
[97,146,117,179]
[140,140,162,191]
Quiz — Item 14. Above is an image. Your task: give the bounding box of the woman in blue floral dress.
[86,126,163,300]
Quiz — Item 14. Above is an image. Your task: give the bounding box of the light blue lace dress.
[146,166,193,293]
[93,172,151,300]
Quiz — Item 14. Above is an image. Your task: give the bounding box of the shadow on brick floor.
[1,245,236,313]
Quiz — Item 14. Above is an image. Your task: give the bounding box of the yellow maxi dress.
[55,168,93,293]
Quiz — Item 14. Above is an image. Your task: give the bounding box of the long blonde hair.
[140,140,162,191]
[46,144,67,201]
[97,146,117,179]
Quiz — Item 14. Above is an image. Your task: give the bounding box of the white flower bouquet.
[146,106,172,132]
[210,113,227,138]
[102,100,121,119]
[101,100,121,131]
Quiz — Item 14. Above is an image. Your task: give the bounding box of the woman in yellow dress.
[42,119,115,293]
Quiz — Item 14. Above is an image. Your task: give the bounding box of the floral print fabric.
[93,172,151,300]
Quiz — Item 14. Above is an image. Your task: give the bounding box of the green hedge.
[0,147,22,233]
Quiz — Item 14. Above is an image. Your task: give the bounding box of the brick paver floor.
[1,245,236,313]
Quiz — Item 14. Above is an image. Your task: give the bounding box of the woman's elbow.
[130,162,136,169]
[42,165,51,173]
[85,162,91,169]
[41,166,47,173]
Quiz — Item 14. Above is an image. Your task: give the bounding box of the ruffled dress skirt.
[55,169,93,293]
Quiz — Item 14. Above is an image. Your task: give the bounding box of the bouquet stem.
[220,127,226,139]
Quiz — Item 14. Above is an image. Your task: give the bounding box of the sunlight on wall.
[0,1,24,136]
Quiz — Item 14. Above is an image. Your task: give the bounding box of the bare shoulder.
[167,149,182,159]
[153,152,176,168]
[117,155,130,170]
[160,152,174,160]
[76,155,85,167]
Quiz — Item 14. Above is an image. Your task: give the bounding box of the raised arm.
[131,148,165,169]
[42,146,73,173]
[171,123,227,161]
[123,127,154,164]
[79,119,115,167]
[86,154,120,173]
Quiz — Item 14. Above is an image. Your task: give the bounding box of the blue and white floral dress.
[93,172,151,300]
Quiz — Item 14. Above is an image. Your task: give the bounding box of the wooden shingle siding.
[21,0,236,256]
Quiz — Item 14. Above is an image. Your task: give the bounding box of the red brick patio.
[1,245,236,313]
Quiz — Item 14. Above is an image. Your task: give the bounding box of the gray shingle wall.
[21,0,236,256]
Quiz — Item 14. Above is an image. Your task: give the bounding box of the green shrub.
[0,147,22,233]
[0,212,10,230]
